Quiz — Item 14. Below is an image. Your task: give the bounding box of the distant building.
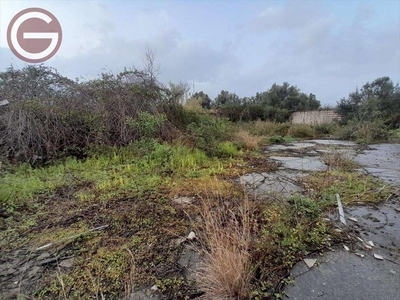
[291,110,340,125]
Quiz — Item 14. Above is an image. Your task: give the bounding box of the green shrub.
[186,115,231,156]
[216,141,242,158]
[162,104,203,129]
[247,121,290,136]
[287,124,316,138]
[268,135,286,144]
[334,120,389,144]
[313,123,338,135]
[126,112,167,140]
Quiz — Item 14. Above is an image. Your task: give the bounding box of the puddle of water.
[270,156,327,171]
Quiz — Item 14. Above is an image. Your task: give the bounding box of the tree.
[214,90,240,107]
[336,77,400,127]
[192,91,211,109]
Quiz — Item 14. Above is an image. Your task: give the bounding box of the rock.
[343,245,350,251]
[389,270,396,275]
[373,254,384,260]
[59,258,74,268]
[172,196,194,205]
[178,245,202,281]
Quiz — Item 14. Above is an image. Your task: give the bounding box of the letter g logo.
[7,8,62,63]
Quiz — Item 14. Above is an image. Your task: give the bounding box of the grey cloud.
[252,0,327,32]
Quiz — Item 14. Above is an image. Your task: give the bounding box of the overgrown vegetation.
[335,77,400,143]
[0,63,397,299]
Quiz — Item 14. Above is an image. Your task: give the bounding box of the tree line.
[1,61,398,164]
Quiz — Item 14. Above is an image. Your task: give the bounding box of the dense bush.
[0,64,178,164]
[186,115,232,156]
[336,77,400,129]
[334,120,389,144]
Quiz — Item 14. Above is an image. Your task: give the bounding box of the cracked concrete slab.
[270,156,328,172]
[240,171,305,198]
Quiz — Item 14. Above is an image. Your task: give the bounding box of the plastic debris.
[356,236,364,242]
[367,241,375,247]
[348,217,358,222]
[365,245,373,250]
[303,258,317,268]
[373,254,384,260]
[343,245,350,251]
[355,253,365,258]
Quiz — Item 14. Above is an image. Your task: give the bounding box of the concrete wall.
[291,110,340,125]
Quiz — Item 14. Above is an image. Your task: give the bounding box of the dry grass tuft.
[197,197,254,300]
[322,151,358,171]
[235,130,262,150]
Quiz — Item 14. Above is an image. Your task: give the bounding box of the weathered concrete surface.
[283,142,400,300]
[283,249,400,300]
[240,171,305,198]
[309,139,357,146]
[354,144,400,186]
[270,156,328,172]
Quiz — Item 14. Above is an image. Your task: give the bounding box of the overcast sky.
[0,0,399,105]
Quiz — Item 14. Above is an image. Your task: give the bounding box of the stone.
[59,258,74,268]
[172,196,194,205]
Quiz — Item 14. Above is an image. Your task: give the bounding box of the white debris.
[303,258,317,268]
[373,254,384,260]
[389,270,396,275]
[367,241,375,247]
[187,231,196,241]
[35,243,53,251]
[348,217,358,222]
[0,99,9,106]
[343,245,350,251]
[356,236,364,242]
[365,245,372,250]
[355,253,365,258]
[150,285,159,291]
[336,194,346,225]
